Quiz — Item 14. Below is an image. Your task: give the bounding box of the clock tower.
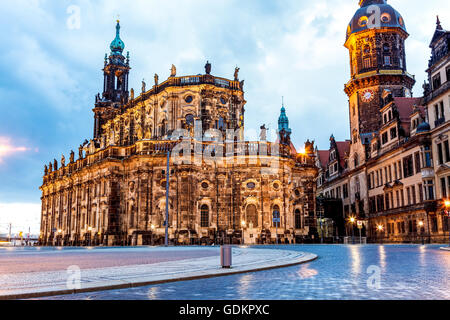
[344,0,415,143]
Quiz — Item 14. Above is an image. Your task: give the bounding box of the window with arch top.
[246,204,258,228]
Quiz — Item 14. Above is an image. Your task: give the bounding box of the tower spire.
[436,15,443,30]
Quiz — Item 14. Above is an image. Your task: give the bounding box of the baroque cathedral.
[316,0,450,243]
[39,21,318,246]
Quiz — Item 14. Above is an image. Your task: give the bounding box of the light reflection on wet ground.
[39,244,450,300]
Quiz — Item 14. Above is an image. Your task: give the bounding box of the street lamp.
[241,220,246,245]
[87,226,92,246]
[57,229,62,246]
[377,224,384,244]
[151,224,155,246]
[444,200,450,247]
[349,217,356,244]
[418,220,424,245]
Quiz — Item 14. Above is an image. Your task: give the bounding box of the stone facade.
[39,22,318,246]
[316,1,450,243]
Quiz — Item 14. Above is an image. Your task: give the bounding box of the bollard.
[220,245,232,268]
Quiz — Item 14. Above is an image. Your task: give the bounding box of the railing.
[424,80,450,104]
[42,140,313,185]
[435,117,446,128]
[130,74,242,106]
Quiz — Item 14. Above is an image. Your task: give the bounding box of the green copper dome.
[110,20,125,56]
[278,105,292,134]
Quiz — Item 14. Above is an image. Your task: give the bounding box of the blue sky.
[0,0,448,234]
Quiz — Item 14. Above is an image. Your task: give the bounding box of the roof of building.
[317,150,330,169]
[335,141,350,168]
[394,97,423,121]
[110,20,125,56]
[347,0,407,41]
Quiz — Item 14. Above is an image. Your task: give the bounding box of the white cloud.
[0,137,28,163]
[0,203,41,236]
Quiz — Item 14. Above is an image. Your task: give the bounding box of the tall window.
[414,152,421,174]
[200,205,209,228]
[441,178,447,198]
[295,209,302,229]
[424,180,435,200]
[246,204,258,228]
[403,155,414,177]
[423,145,432,167]
[273,205,281,228]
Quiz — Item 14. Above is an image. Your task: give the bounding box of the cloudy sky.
[0,0,447,235]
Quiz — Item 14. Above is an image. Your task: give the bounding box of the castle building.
[316,0,450,243]
[39,21,318,246]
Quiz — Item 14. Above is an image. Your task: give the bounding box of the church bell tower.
[93,20,131,139]
[344,0,415,142]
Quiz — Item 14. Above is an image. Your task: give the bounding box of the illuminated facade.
[39,22,318,246]
[316,0,450,243]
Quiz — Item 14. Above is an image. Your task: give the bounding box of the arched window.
[246,204,258,228]
[272,205,281,228]
[200,205,209,228]
[295,209,302,229]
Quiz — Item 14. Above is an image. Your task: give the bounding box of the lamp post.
[87,226,92,246]
[377,224,384,244]
[241,220,246,245]
[151,224,155,246]
[349,217,356,244]
[445,200,450,247]
[165,150,170,247]
[57,229,62,246]
[418,220,424,245]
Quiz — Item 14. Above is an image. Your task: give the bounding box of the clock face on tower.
[361,89,375,103]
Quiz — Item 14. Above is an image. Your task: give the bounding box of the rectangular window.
[363,58,371,69]
[401,189,405,206]
[384,55,391,66]
[425,180,435,200]
[398,161,402,179]
[438,143,444,165]
[343,184,349,199]
[390,127,397,139]
[382,132,388,144]
[441,177,447,198]
[395,190,399,208]
[424,146,432,167]
[412,186,416,204]
[394,162,398,180]
[406,187,411,205]
[385,193,390,210]
[433,73,441,90]
[445,141,450,163]
[418,183,423,203]
[403,155,414,177]
[414,152,421,174]
[446,66,450,83]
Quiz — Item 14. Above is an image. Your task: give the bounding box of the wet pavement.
[0,246,217,273]
[39,244,450,300]
[0,246,315,299]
